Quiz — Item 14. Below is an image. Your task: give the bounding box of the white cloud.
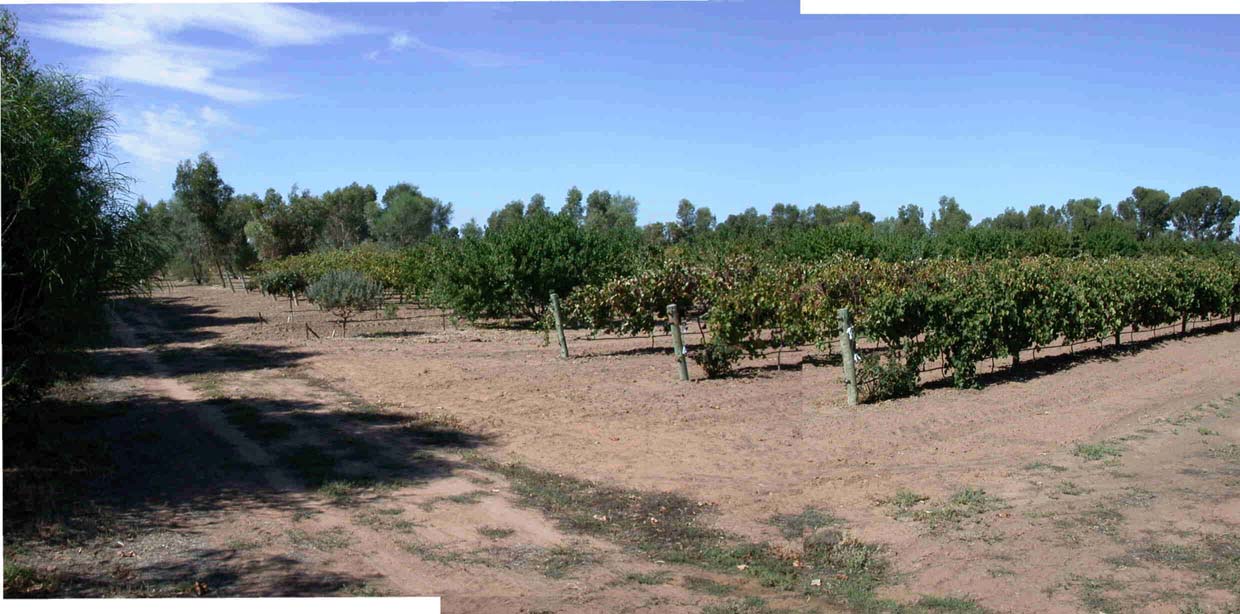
[114,107,210,168]
[409,36,523,69]
[199,106,236,128]
[389,32,413,51]
[27,4,368,102]
[371,33,521,68]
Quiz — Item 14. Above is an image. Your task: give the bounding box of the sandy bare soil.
[5,282,1238,613]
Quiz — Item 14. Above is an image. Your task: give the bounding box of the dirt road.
[5,284,1238,613]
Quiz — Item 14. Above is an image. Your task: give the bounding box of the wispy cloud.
[389,32,413,51]
[114,105,241,168]
[370,31,522,68]
[27,4,368,102]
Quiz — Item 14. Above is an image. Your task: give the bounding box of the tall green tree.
[1170,186,1239,241]
[893,203,928,237]
[930,196,971,236]
[1025,204,1064,230]
[807,201,875,227]
[561,186,584,224]
[1116,186,1172,239]
[487,200,526,234]
[693,206,716,235]
[527,193,549,217]
[318,182,378,250]
[1062,197,1103,234]
[671,198,700,242]
[2,10,168,398]
[173,152,235,286]
[371,183,453,247]
[584,190,638,231]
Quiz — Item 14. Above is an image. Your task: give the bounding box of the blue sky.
[11,2,1240,226]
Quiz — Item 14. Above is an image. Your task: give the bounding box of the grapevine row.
[562,255,1240,388]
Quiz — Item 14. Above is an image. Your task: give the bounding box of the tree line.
[147,150,1238,291]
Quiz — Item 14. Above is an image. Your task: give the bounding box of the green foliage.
[1,10,169,400]
[371,182,452,247]
[434,212,637,321]
[305,270,384,334]
[859,348,921,402]
[693,339,743,379]
[256,269,309,301]
[568,252,1240,390]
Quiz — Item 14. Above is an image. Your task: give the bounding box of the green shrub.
[692,339,742,379]
[305,270,383,335]
[858,349,920,402]
[257,269,309,306]
[433,213,637,322]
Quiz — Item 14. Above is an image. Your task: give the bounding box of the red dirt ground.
[6,282,1238,612]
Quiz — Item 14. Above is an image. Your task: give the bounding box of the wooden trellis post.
[549,292,569,359]
[838,308,858,406]
[668,304,689,381]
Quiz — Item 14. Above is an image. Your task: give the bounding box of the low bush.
[305,270,383,335]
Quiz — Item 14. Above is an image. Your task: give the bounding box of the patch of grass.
[987,567,1015,577]
[1112,486,1156,508]
[915,595,989,612]
[181,371,225,397]
[403,540,477,566]
[1057,481,1087,496]
[319,479,408,505]
[3,564,60,597]
[478,526,515,540]
[1023,462,1068,472]
[1208,444,1240,461]
[539,544,597,579]
[1057,504,1125,540]
[909,488,1006,531]
[353,508,419,534]
[625,571,672,585]
[766,507,840,540]
[1071,575,1127,613]
[287,527,352,551]
[418,489,494,512]
[884,489,931,519]
[685,575,737,595]
[1123,534,1240,595]
[1169,412,1206,426]
[292,509,319,522]
[701,597,776,614]
[1073,441,1124,461]
[340,582,388,596]
[467,454,981,613]
[1197,427,1220,436]
[224,538,262,551]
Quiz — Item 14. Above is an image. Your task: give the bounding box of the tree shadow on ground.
[575,345,676,358]
[7,547,380,598]
[4,389,487,549]
[112,296,261,344]
[82,343,314,380]
[354,330,427,340]
[4,294,491,597]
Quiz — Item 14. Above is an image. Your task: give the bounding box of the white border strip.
[801,0,1240,14]
[3,599,441,614]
